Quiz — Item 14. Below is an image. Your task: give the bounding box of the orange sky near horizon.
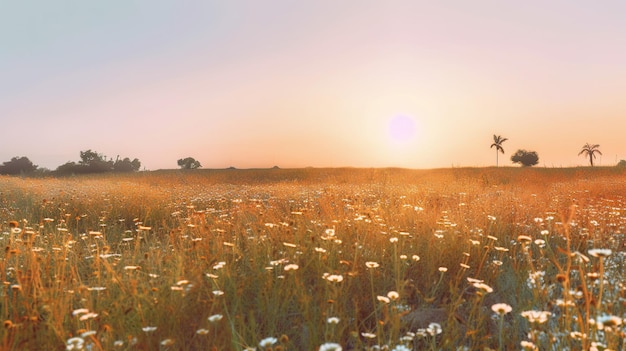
[2,2,626,170]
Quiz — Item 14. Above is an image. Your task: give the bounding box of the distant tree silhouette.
[79,150,103,166]
[490,134,508,167]
[55,162,81,175]
[0,156,38,175]
[177,157,202,169]
[617,160,626,167]
[511,149,539,167]
[578,143,602,167]
[55,150,141,175]
[79,149,113,172]
[113,157,141,172]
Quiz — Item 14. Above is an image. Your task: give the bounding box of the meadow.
[1,167,626,351]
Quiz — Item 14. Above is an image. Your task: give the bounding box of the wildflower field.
[2,167,626,351]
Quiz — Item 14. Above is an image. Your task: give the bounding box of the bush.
[177,157,202,169]
[511,149,539,167]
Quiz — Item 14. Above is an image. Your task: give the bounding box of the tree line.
[0,151,203,176]
[1,139,622,175]
[55,150,142,175]
[490,135,614,167]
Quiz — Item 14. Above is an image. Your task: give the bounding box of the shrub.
[511,149,539,167]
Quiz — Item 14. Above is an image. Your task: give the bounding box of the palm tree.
[578,143,602,166]
[490,135,508,167]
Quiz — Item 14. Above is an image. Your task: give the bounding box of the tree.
[177,157,202,169]
[617,160,626,167]
[55,150,142,175]
[79,149,113,172]
[79,150,103,166]
[511,149,539,167]
[0,156,38,175]
[578,143,602,167]
[113,157,141,172]
[55,161,80,176]
[490,134,508,167]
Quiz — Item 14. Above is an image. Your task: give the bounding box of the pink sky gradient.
[2,1,626,170]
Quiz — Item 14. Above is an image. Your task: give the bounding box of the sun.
[388,115,418,145]
[374,114,423,166]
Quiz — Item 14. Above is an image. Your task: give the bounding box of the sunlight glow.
[388,115,418,145]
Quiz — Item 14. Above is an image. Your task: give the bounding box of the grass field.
[1,167,626,350]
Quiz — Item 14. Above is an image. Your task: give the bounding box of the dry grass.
[1,167,625,350]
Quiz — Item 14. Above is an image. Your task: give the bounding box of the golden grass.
[1,167,626,350]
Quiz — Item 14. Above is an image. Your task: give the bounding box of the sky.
[2,1,626,170]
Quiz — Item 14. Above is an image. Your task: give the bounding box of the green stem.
[498,316,504,351]
[369,269,380,345]
[597,258,605,317]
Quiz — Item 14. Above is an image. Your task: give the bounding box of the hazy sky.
[3,1,626,170]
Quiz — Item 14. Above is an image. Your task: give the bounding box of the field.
[1,167,626,350]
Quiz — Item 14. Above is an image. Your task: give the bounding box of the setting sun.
[388,115,419,146]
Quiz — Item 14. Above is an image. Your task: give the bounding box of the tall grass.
[1,167,625,350]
